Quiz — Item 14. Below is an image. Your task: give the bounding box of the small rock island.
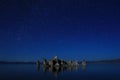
[42,56,80,67]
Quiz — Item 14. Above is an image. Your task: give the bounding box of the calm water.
[0,63,120,80]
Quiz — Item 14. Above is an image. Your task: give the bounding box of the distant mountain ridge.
[87,58,120,63]
[0,61,35,64]
[0,58,120,64]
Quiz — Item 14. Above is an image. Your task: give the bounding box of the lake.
[0,63,120,80]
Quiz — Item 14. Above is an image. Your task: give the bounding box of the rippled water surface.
[0,63,120,80]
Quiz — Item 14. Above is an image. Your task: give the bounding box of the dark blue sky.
[0,0,120,61]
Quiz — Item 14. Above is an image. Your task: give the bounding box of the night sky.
[0,0,120,61]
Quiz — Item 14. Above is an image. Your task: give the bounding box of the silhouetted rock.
[42,56,80,67]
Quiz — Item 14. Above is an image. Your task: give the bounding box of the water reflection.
[36,64,40,72]
[82,65,86,71]
[1,64,120,80]
[36,64,87,78]
[49,67,61,78]
[42,66,80,78]
[43,66,47,75]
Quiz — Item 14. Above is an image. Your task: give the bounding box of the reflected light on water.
[36,64,81,78]
[82,65,86,71]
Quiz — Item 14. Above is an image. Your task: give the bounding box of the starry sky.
[0,0,120,61]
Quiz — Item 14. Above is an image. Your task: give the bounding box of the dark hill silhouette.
[0,61,35,64]
[87,58,120,63]
[0,58,120,64]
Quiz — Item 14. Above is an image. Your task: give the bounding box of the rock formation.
[42,56,80,67]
